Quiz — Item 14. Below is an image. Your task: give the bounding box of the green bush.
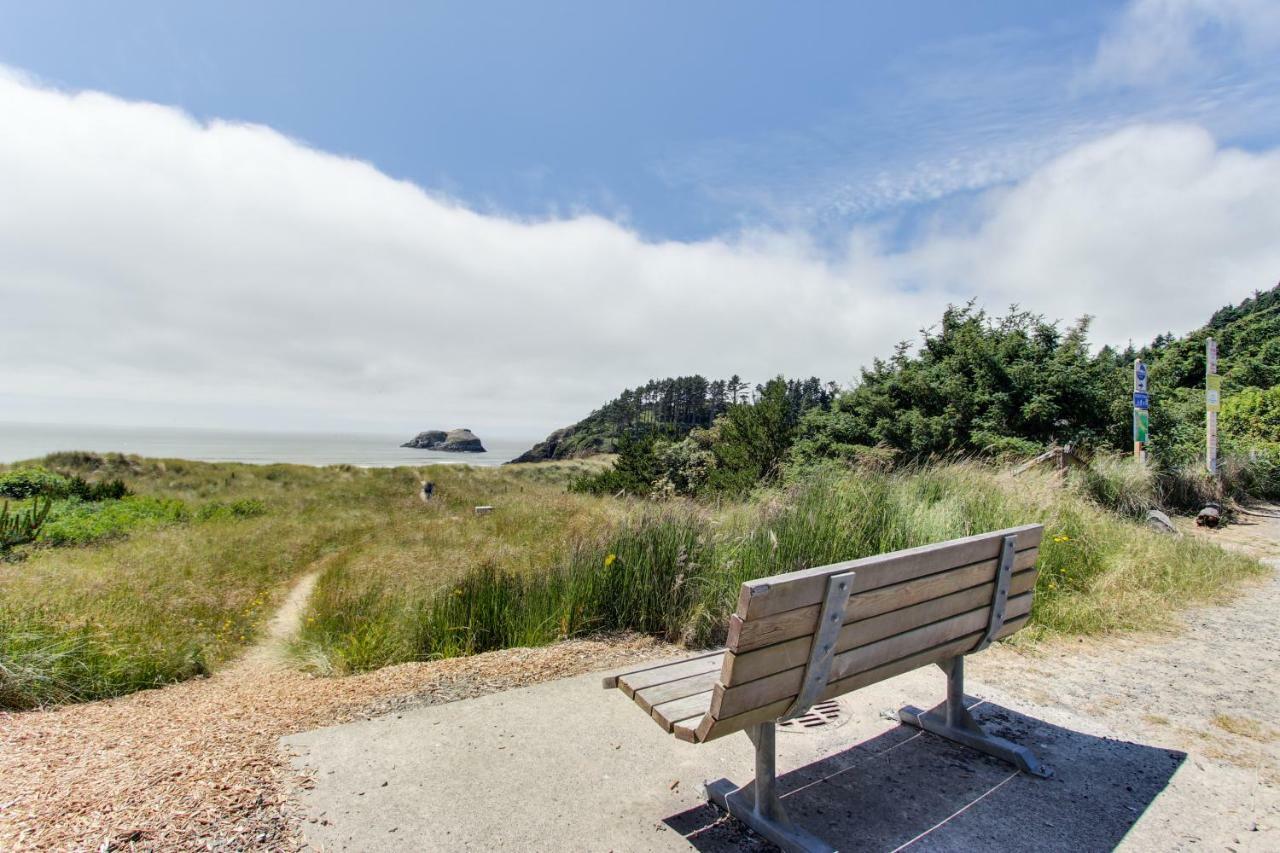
[1221,386,1280,444]
[67,475,131,502]
[39,496,190,546]
[0,468,71,500]
[2,497,52,552]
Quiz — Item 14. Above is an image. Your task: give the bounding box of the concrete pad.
[284,658,1188,851]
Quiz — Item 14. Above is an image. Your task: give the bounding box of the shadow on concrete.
[665,701,1185,852]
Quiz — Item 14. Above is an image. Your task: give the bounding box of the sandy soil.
[972,502,1280,845]
[1,505,1276,850]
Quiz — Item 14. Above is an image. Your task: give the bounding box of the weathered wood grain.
[695,614,1029,743]
[734,524,1042,620]
[727,551,1037,653]
[722,569,1037,685]
[634,669,721,714]
[650,690,713,732]
[710,593,1033,719]
[615,653,724,698]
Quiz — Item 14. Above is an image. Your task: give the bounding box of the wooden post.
[1133,359,1149,463]
[1206,338,1219,475]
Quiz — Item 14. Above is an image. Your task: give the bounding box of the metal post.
[945,655,965,728]
[705,722,836,853]
[899,656,1052,778]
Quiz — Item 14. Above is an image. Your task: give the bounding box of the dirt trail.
[239,570,319,670]
[0,568,666,850]
[972,503,1280,847]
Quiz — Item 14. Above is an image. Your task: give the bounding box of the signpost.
[1133,359,1149,463]
[1206,338,1219,475]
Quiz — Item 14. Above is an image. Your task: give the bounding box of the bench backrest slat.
[689,524,1043,743]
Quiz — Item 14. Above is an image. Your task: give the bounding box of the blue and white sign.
[1133,392,1149,411]
[1134,362,1148,393]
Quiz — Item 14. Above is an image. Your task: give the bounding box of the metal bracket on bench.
[781,571,855,721]
[973,534,1016,653]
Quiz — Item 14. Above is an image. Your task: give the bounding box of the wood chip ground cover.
[0,632,668,850]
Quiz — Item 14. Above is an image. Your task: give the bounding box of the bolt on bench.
[603,524,1050,853]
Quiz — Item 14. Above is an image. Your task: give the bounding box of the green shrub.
[1221,386,1280,444]
[0,468,71,500]
[39,496,190,546]
[67,475,131,502]
[1,497,52,552]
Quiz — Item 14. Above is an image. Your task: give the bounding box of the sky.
[1,0,1279,438]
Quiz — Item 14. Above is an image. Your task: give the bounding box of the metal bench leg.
[704,722,836,853]
[898,656,1052,778]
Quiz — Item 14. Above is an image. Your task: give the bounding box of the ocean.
[0,422,537,467]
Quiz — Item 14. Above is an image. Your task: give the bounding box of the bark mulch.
[0,634,669,850]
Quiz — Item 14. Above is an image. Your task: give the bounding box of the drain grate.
[777,699,849,732]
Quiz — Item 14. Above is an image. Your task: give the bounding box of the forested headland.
[514,284,1280,503]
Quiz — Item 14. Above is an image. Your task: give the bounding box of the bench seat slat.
[601,649,723,690]
[735,524,1042,621]
[722,568,1037,685]
[634,669,722,714]
[696,614,1029,743]
[650,689,713,733]
[728,549,1038,654]
[615,653,724,697]
[710,592,1033,720]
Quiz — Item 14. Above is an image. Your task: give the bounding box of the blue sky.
[7,0,1268,241]
[1,1,1278,435]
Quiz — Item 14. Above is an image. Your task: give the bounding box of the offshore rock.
[402,428,486,453]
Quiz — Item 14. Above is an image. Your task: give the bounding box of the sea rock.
[401,430,448,449]
[401,428,486,453]
[440,429,485,452]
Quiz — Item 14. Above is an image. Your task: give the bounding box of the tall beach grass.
[298,462,1267,673]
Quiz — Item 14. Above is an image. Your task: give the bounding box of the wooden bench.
[603,524,1050,853]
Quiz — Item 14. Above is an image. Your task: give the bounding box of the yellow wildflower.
[603,553,617,568]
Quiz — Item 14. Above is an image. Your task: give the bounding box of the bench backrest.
[692,523,1043,742]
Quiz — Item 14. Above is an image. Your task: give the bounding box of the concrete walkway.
[283,659,1230,851]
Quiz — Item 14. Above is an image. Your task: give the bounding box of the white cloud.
[0,71,1276,437]
[901,123,1280,345]
[1090,0,1280,87]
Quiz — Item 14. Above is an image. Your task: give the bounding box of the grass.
[1211,713,1279,742]
[0,453,614,708]
[299,461,1268,673]
[1,451,1268,708]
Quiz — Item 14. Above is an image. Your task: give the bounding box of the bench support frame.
[705,722,836,853]
[898,656,1053,778]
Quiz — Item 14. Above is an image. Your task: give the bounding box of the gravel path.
[971,504,1280,845]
